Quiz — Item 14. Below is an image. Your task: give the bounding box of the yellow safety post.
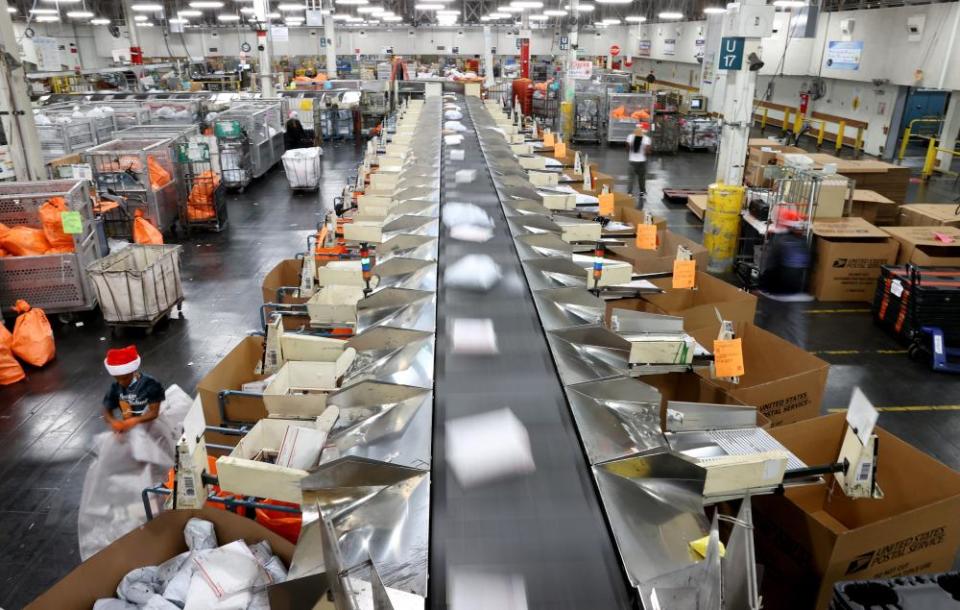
[783,108,791,131]
[898,125,913,164]
[703,183,744,274]
[816,120,826,149]
[761,107,768,130]
[793,107,803,135]
[835,121,846,153]
[921,137,939,181]
[854,128,864,158]
[560,101,574,142]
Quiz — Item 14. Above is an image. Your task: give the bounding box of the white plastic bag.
[444,254,502,291]
[77,385,193,560]
[282,147,323,188]
[182,541,271,610]
[443,203,492,229]
[444,110,464,121]
[444,121,466,132]
[93,600,138,610]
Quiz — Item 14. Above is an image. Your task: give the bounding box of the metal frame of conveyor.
[428,94,634,608]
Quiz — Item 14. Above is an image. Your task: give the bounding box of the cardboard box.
[753,413,960,610]
[898,203,960,228]
[197,336,268,439]
[607,272,757,330]
[882,226,960,265]
[316,259,365,286]
[613,195,668,233]
[262,258,306,304]
[263,355,355,418]
[607,230,709,275]
[810,218,899,302]
[848,189,895,225]
[689,321,829,426]
[26,507,294,610]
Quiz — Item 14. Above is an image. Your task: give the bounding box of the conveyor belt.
[429,95,633,607]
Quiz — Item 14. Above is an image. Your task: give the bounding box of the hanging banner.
[825,40,863,70]
[567,60,593,80]
[638,40,651,57]
[663,39,677,56]
[33,36,61,71]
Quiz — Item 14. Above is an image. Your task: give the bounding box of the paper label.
[713,338,745,378]
[672,259,696,289]
[60,211,83,235]
[70,163,93,181]
[598,192,614,216]
[554,142,567,159]
[890,279,904,297]
[847,387,878,445]
[635,224,658,250]
[543,132,555,147]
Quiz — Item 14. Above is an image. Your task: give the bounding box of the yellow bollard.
[817,121,825,149]
[898,126,912,164]
[854,128,864,158]
[783,109,791,131]
[793,108,803,136]
[704,183,745,274]
[761,107,768,130]
[835,121,846,153]
[921,137,939,181]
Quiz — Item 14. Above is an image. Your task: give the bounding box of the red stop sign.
[610,44,621,57]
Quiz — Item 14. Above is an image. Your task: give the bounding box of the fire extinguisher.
[799,92,810,116]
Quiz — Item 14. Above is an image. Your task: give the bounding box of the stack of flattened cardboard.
[883,225,960,265]
[898,203,960,228]
[753,413,960,610]
[810,218,899,302]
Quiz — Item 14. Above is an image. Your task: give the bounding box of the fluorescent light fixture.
[344,15,362,20]
[6,7,14,12]
[357,5,381,12]
[66,10,94,17]
[772,0,806,6]
[130,3,163,10]
[658,10,683,18]
[564,3,594,11]
[382,14,402,20]
[35,15,60,21]
[134,15,149,21]
[510,0,543,7]
[500,5,524,12]
[544,9,568,15]
[169,16,189,22]
[30,8,59,14]
[596,0,632,3]
[91,17,111,23]
[415,2,444,8]
[239,7,255,13]
[703,5,725,12]
[602,17,620,23]
[218,14,241,20]
[593,21,605,26]
[40,0,80,4]
[268,11,281,17]
[136,21,155,26]
[335,0,370,5]
[276,3,306,9]
[188,1,225,8]
[437,9,459,14]
[178,9,203,16]
[625,14,646,21]
[528,13,549,20]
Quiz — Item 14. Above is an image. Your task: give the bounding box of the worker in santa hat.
[102,345,165,433]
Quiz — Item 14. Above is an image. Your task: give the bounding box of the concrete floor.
[1,133,959,608]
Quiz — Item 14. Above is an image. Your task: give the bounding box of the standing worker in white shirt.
[626,124,653,208]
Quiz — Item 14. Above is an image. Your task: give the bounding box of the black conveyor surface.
[429,95,633,608]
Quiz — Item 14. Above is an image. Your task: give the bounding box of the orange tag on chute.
[543,132,556,147]
[713,338,745,378]
[598,193,614,216]
[635,224,658,250]
[554,142,567,159]
[672,259,696,289]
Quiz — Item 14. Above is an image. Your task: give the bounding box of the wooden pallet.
[663,188,708,203]
[686,194,708,221]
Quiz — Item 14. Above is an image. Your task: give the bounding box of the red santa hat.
[104,345,141,376]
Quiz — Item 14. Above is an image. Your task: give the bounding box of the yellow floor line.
[828,405,960,413]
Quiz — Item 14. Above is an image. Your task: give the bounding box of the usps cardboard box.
[607,230,709,275]
[262,258,307,304]
[810,218,899,302]
[262,354,355,418]
[216,410,338,504]
[640,371,771,428]
[848,189,895,225]
[753,413,960,610]
[898,203,960,228]
[197,335,268,445]
[607,272,757,331]
[26,508,294,610]
[882,226,960,265]
[689,321,830,426]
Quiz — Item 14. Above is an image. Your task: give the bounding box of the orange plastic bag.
[0,223,51,256]
[11,299,55,367]
[0,343,25,385]
[133,210,164,245]
[38,196,75,253]
[187,170,220,221]
[147,156,172,190]
[0,320,12,347]
[610,105,627,119]
[255,500,303,543]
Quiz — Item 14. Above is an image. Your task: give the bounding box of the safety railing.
[897,117,945,163]
[754,101,866,157]
[920,137,960,180]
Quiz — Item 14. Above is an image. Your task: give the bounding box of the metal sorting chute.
[344,327,435,389]
[514,232,573,260]
[356,287,436,333]
[530,287,606,330]
[377,234,438,261]
[371,257,437,292]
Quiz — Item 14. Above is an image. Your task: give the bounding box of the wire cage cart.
[0,180,103,316]
[176,141,227,233]
[83,138,180,238]
[313,93,359,142]
[679,117,721,151]
[142,99,202,125]
[360,81,390,136]
[36,117,98,163]
[651,112,681,154]
[733,168,854,290]
[573,80,605,144]
[606,92,655,143]
[86,244,184,334]
[216,102,285,184]
[214,119,251,192]
[42,104,119,144]
[531,81,561,126]
[98,102,153,130]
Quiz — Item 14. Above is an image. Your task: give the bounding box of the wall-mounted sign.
[663,38,676,56]
[825,40,863,70]
[33,36,61,71]
[306,9,323,26]
[567,59,593,80]
[609,43,621,57]
[719,36,744,71]
[270,25,289,43]
[559,35,568,50]
[638,39,651,57]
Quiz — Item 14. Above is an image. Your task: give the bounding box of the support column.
[563,0,579,103]
[482,25,494,87]
[0,1,46,180]
[324,0,337,79]
[936,92,960,171]
[122,0,143,91]
[254,0,274,96]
